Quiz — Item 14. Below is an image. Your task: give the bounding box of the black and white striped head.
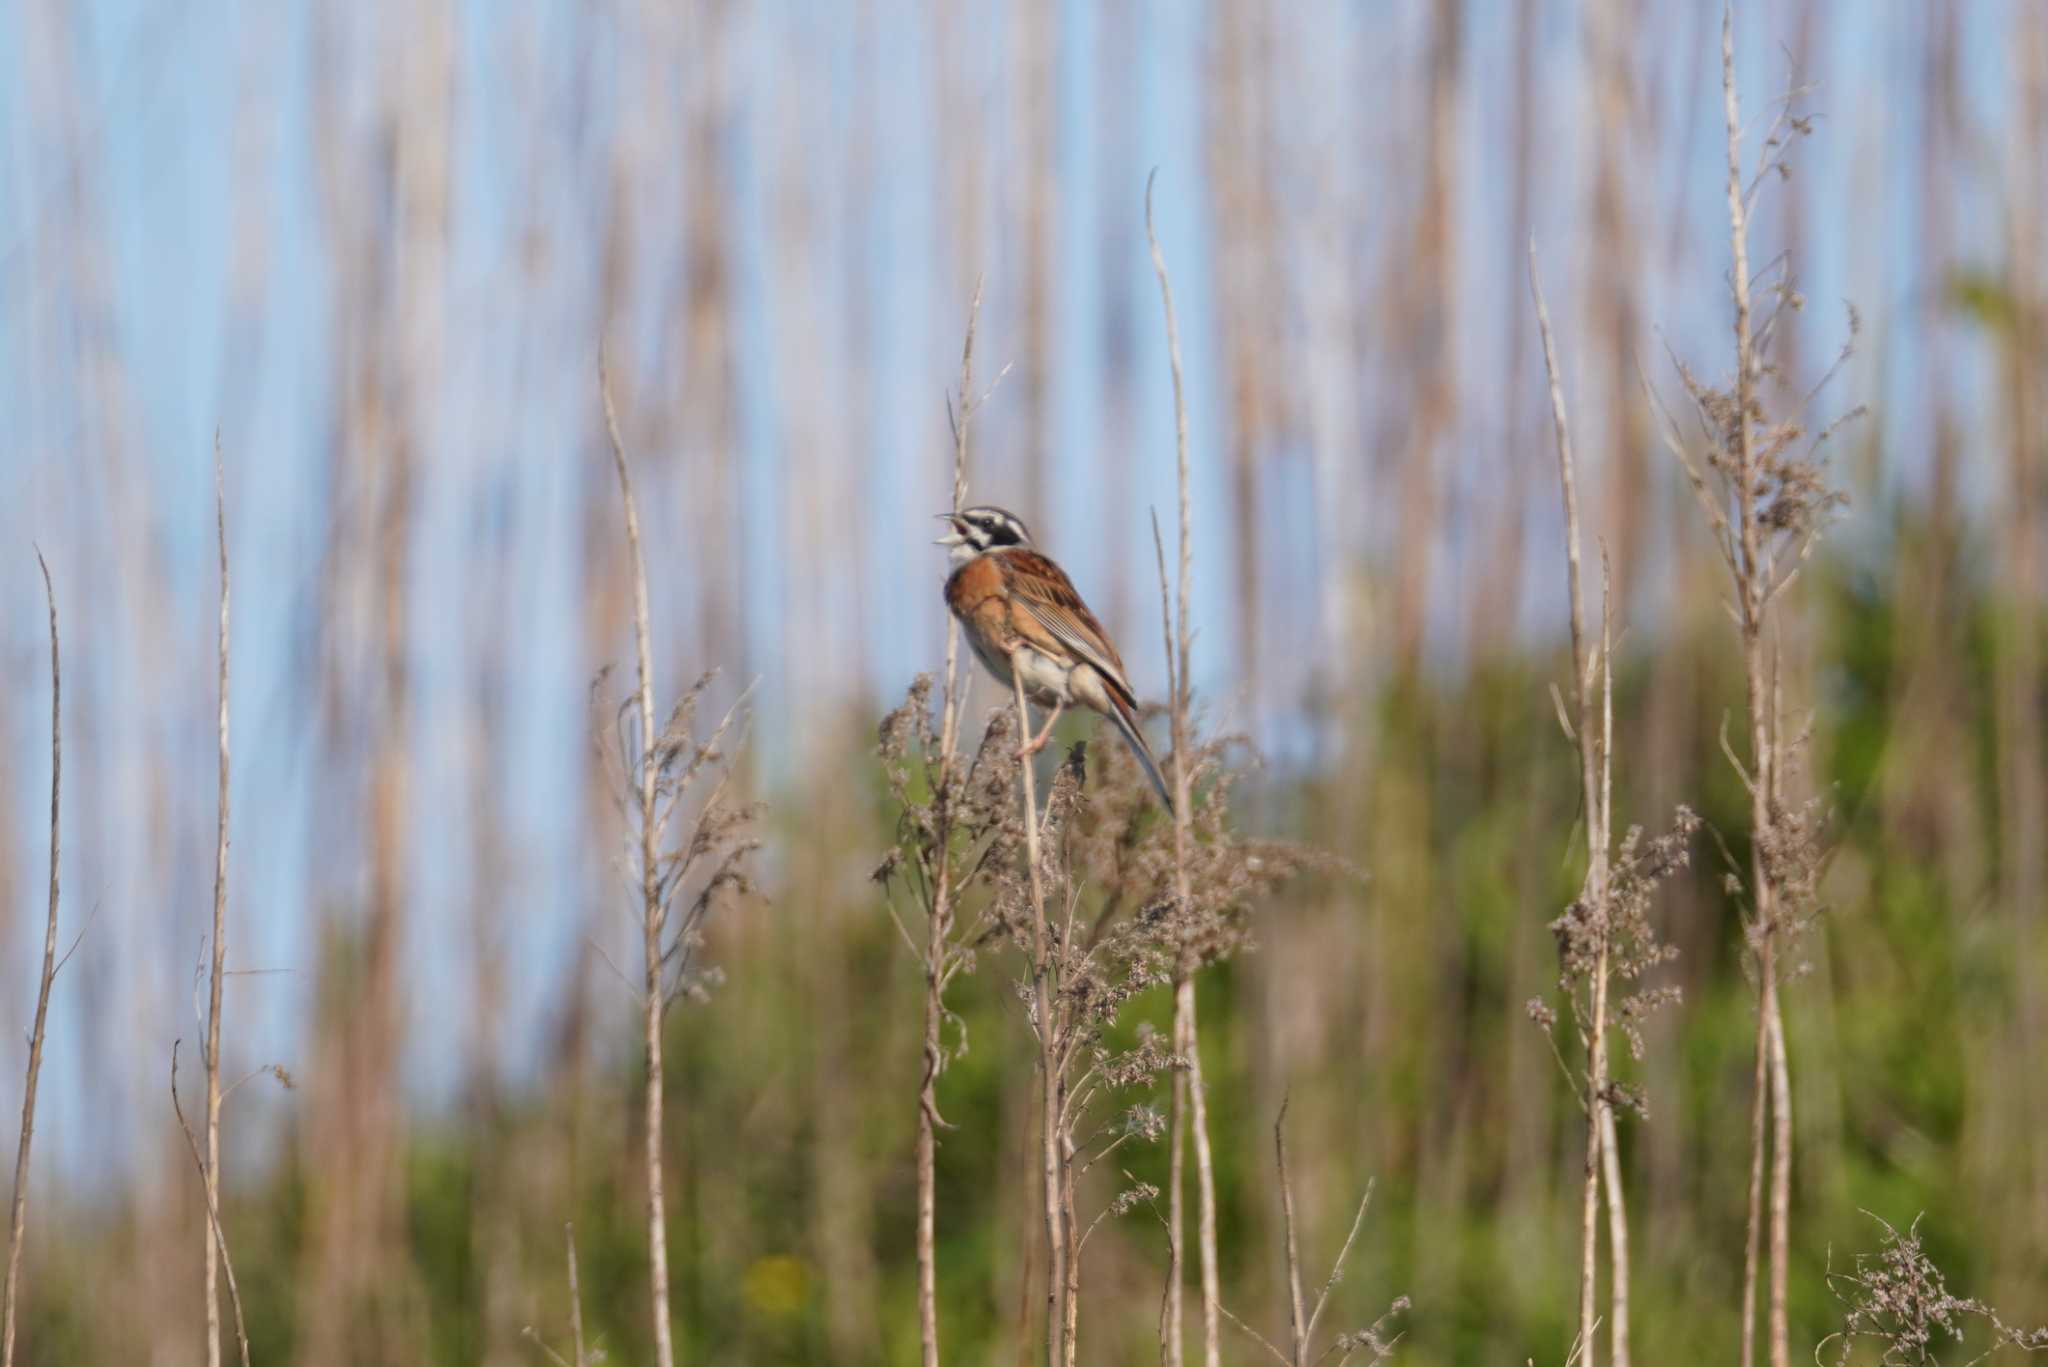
[935,505,1032,564]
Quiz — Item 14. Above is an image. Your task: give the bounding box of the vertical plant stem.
[602,352,675,1367]
[1276,1103,1307,1366]
[1597,555,1627,1367]
[566,1223,586,1367]
[204,440,232,1367]
[1184,985,1220,1367]
[1,556,61,1367]
[1015,670,1065,1367]
[1148,167,1217,1367]
[1599,1107,1631,1367]
[1720,15,1791,1367]
[1163,1009,1186,1367]
[170,1045,250,1367]
[1739,972,1767,1367]
[1765,983,1792,1367]
[919,280,980,1367]
[1531,245,1614,1367]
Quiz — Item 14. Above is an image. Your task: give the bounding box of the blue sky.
[0,0,2031,1180]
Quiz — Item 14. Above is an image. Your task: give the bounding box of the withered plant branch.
[170,1042,250,1367]
[520,1330,573,1367]
[1277,1101,1308,1366]
[204,434,232,1367]
[1,554,64,1367]
[1148,166,1217,1367]
[567,1223,586,1366]
[1530,245,1617,1367]
[1270,1101,1395,1367]
[917,280,983,1367]
[1720,14,1794,1366]
[599,345,676,1367]
[1014,669,1067,1367]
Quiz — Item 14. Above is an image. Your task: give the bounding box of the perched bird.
[937,504,1174,812]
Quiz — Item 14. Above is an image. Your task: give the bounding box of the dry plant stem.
[1185,989,1220,1364]
[1148,168,1217,1367]
[1164,1011,1187,1367]
[1530,247,1615,1367]
[204,440,231,1367]
[1598,1106,1630,1367]
[170,1044,250,1367]
[601,351,675,1367]
[919,280,981,1367]
[1596,562,1628,1367]
[1720,16,1791,1367]
[566,1223,586,1367]
[1275,1105,1307,1366]
[1,556,62,1367]
[1014,669,1066,1367]
[1740,986,1767,1367]
[1270,1103,1379,1367]
[1766,984,1792,1367]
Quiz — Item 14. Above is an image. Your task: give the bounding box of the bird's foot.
[1016,704,1065,759]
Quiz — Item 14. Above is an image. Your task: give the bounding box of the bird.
[937,504,1174,813]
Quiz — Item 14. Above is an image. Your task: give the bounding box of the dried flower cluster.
[1532,807,1696,1117]
[875,680,1022,1021]
[596,667,762,1008]
[1071,726,1340,973]
[1820,1214,2048,1366]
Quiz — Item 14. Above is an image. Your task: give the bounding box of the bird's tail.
[1106,700,1176,815]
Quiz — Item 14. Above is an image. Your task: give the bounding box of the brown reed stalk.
[1147,169,1218,1367]
[1220,1099,1401,1367]
[602,349,676,1367]
[597,349,760,1367]
[1011,667,1067,1367]
[1645,15,1848,1363]
[1,555,63,1367]
[1721,19,1788,1364]
[1530,248,1615,1367]
[170,1043,249,1366]
[203,438,232,1367]
[917,279,984,1367]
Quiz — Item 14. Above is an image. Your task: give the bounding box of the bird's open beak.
[933,512,967,547]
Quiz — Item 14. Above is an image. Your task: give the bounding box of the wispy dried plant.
[869,281,1008,1367]
[2,555,70,1367]
[1011,719,1328,1365]
[522,1223,599,1367]
[1529,249,1695,1367]
[1645,18,1858,1367]
[202,440,235,1367]
[1818,1214,2048,1366]
[598,351,761,1367]
[1220,1099,1407,1367]
[1148,168,1223,1367]
[875,678,1023,1362]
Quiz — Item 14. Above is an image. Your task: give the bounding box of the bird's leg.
[1018,700,1065,758]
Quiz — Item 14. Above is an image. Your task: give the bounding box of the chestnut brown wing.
[995,548,1137,708]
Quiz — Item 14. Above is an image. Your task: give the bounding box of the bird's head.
[935,505,1032,564]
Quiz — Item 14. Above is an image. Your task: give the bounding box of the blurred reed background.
[0,0,2044,1362]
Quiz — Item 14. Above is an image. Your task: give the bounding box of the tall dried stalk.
[597,351,760,1367]
[916,281,984,1367]
[1530,250,1615,1367]
[1646,16,1848,1364]
[1148,171,1218,1367]
[1,555,62,1367]
[1012,667,1066,1367]
[1721,18,1786,1365]
[203,441,232,1367]
[1220,1100,1401,1367]
[602,352,675,1367]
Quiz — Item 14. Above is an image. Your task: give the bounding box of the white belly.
[966,630,1075,709]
